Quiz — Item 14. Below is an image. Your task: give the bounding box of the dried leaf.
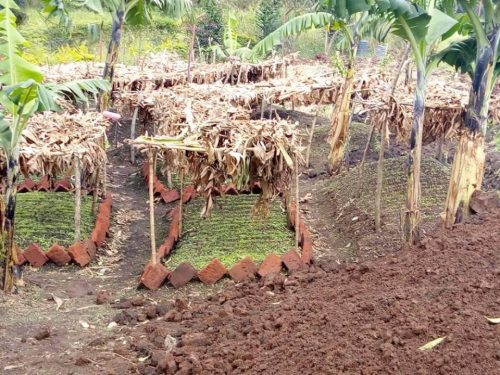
[418,337,446,351]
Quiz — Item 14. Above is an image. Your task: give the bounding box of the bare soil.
[0,112,498,374]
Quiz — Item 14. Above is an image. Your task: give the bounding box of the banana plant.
[435,0,499,227]
[375,0,457,245]
[0,0,110,292]
[251,3,377,174]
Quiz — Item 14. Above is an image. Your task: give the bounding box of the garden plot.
[165,194,295,270]
[14,192,94,250]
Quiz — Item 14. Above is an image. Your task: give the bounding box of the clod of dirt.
[95,290,113,305]
[33,327,50,341]
[74,356,91,366]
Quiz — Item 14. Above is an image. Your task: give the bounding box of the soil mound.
[119,208,500,374]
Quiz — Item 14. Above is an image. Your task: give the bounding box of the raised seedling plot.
[14,192,94,250]
[165,195,295,270]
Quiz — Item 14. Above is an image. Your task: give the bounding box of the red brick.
[300,226,310,246]
[18,178,36,193]
[250,180,262,194]
[198,259,226,284]
[164,236,176,255]
[228,257,257,283]
[36,176,51,192]
[141,162,150,179]
[301,238,314,264]
[224,184,239,196]
[153,177,164,195]
[258,253,282,277]
[140,262,169,290]
[288,202,297,228]
[182,186,196,204]
[68,243,91,267]
[161,189,180,203]
[169,262,197,288]
[103,193,112,208]
[46,244,71,266]
[14,245,26,266]
[24,243,48,267]
[91,227,106,247]
[82,239,97,259]
[169,207,180,221]
[54,179,73,192]
[168,220,180,241]
[281,249,303,271]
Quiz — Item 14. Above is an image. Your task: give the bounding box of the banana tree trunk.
[2,147,20,292]
[403,68,426,245]
[444,32,498,226]
[187,24,196,83]
[100,8,124,109]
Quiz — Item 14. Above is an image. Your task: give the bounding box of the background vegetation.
[17,0,390,66]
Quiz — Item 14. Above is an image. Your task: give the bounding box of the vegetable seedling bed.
[14,192,94,249]
[166,194,295,270]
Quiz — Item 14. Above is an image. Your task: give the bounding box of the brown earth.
[0,111,498,374]
[93,206,500,375]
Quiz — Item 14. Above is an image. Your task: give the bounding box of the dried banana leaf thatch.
[3,111,109,185]
[111,59,289,93]
[366,93,500,145]
[114,89,252,129]
[133,119,302,217]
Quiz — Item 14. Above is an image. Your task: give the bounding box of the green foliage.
[166,195,294,269]
[196,0,223,47]
[252,12,336,56]
[256,0,280,39]
[14,192,94,249]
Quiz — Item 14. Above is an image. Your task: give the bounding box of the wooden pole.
[375,124,386,231]
[179,170,184,235]
[260,97,266,120]
[305,108,319,168]
[295,153,300,251]
[74,155,82,242]
[102,138,107,196]
[130,106,139,164]
[148,148,157,264]
[91,167,100,217]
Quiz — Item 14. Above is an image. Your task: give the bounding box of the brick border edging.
[14,177,88,194]
[138,161,314,290]
[15,193,112,269]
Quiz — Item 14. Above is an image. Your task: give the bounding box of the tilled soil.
[103,207,500,375]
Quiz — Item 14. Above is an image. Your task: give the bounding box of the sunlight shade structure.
[41,56,289,92]
[364,95,500,146]
[130,118,303,266]
[0,111,110,241]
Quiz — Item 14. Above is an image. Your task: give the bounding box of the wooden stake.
[148,149,157,264]
[179,170,184,235]
[295,153,300,251]
[260,97,266,119]
[305,108,319,167]
[375,124,386,231]
[166,169,173,189]
[130,106,139,164]
[74,155,82,242]
[91,167,100,217]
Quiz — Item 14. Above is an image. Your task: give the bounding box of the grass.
[14,192,95,250]
[165,194,294,270]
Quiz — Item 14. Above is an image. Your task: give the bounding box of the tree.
[438,0,499,226]
[43,0,192,107]
[0,0,109,292]
[256,0,281,39]
[196,0,223,49]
